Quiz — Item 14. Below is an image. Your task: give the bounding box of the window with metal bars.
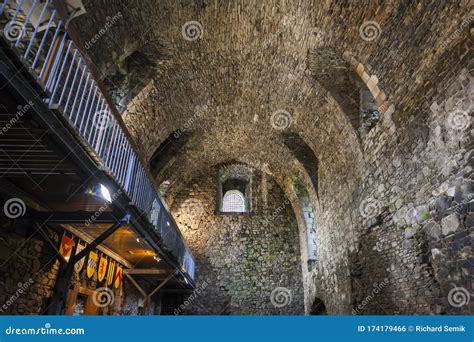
[221,190,246,213]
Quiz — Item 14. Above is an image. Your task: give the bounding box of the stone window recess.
[217,163,253,214]
[222,190,246,213]
[360,88,380,132]
[293,180,318,269]
[308,48,381,136]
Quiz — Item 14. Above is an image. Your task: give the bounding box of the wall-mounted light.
[136,237,140,243]
[166,221,170,226]
[100,184,112,202]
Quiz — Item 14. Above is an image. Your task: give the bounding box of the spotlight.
[100,184,112,202]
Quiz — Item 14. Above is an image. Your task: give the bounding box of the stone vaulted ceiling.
[72,0,471,200]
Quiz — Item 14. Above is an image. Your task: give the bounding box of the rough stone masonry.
[65,0,473,315]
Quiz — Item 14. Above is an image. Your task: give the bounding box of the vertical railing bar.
[96,109,111,157]
[15,0,37,48]
[73,72,90,126]
[81,86,98,135]
[9,0,25,22]
[114,130,125,182]
[110,131,123,176]
[95,117,107,158]
[64,57,81,113]
[134,165,143,207]
[123,151,134,192]
[117,139,130,185]
[45,33,67,90]
[104,121,118,167]
[90,98,105,145]
[78,79,95,132]
[118,137,128,183]
[49,38,71,98]
[139,167,146,209]
[86,91,102,141]
[39,19,62,78]
[58,48,78,106]
[123,144,134,187]
[130,157,139,203]
[69,66,85,122]
[124,146,134,190]
[0,0,8,15]
[31,10,56,69]
[115,136,126,184]
[24,0,49,59]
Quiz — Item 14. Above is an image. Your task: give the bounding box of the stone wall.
[70,0,473,315]
[170,167,305,315]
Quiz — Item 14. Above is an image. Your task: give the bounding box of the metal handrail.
[0,0,195,279]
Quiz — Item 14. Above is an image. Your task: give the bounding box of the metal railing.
[0,0,195,279]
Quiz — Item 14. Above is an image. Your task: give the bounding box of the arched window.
[222,190,246,213]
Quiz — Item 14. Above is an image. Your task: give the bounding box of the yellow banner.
[86,251,98,278]
[107,260,115,286]
[114,265,122,288]
[98,255,108,282]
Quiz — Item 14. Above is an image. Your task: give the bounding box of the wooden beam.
[33,222,67,265]
[124,269,169,276]
[63,224,133,269]
[47,242,78,315]
[72,222,122,263]
[124,274,147,298]
[148,272,175,298]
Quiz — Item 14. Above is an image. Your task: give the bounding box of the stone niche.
[171,165,305,315]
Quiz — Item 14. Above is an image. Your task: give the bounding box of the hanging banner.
[107,260,116,286]
[59,233,75,262]
[87,251,98,278]
[114,265,123,288]
[74,242,86,274]
[98,255,108,282]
